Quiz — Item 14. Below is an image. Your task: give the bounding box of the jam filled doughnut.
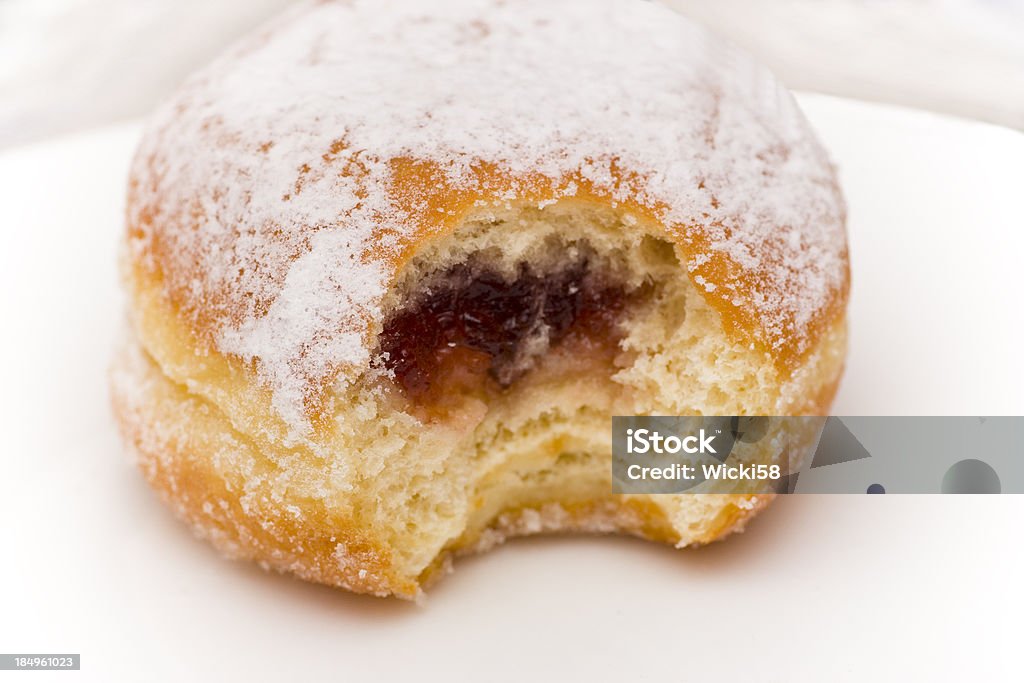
[112,0,849,598]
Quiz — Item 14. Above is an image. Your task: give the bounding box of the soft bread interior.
[116,201,846,597]
[338,203,833,578]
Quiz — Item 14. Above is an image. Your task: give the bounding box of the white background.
[1,95,1022,681]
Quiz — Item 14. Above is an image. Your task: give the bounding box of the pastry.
[112,0,849,598]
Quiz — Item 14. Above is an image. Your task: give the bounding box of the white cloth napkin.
[1,0,1022,149]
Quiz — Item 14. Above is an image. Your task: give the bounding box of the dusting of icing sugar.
[127,0,846,433]
[218,230,388,429]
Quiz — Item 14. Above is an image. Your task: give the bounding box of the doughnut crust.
[113,0,849,598]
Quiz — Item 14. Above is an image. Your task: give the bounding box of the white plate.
[1,95,1022,682]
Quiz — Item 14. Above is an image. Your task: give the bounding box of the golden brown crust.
[112,342,416,597]
[130,149,848,383]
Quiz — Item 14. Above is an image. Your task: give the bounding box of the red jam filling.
[378,257,635,403]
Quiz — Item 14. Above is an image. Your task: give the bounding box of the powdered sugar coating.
[127,0,847,431]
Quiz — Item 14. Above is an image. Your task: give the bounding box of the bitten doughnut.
[112,0,849,598]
